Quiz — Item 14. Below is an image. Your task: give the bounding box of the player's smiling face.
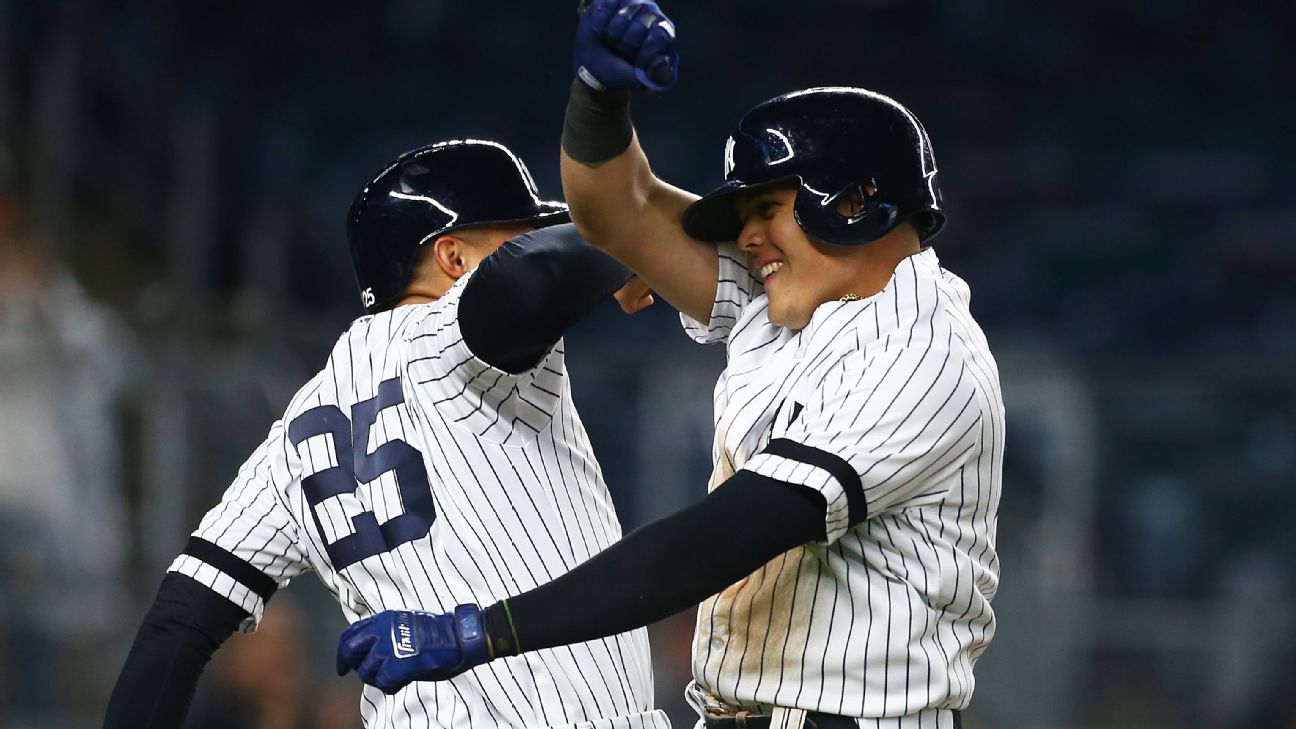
[734,184,875,330]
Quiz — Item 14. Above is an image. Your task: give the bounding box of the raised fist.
[574,0,679,94]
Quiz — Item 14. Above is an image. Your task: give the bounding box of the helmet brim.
[681,178,799,243]
[681,181,745,243]
[525,201,572,228]
[532,201,571,221]
[438,200,571,239]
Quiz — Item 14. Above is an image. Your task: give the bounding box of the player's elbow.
[565,208,614,252]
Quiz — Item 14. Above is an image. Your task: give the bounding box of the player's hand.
[575,0,678,94]
[614,276,655,314]
[335,605,491,694]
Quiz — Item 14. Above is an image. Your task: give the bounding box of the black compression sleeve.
[561,80,633,165]
[484,471,828,655]
[459,223,632,374]
[103,573,249,729]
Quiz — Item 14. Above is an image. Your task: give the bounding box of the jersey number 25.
[288,377,435,569]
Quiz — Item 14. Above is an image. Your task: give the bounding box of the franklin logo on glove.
[391,612,418,659]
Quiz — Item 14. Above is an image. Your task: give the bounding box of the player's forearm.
[104,573,247,729]
[483,471,827,657]
[560,151,650,252]
[561,23,719,322]
[559,81,657,250]
[562,146,718,325]
[559,81,691,254]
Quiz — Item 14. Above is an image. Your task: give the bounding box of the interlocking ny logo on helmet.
[683,87,945,247]
[347,140,570,315]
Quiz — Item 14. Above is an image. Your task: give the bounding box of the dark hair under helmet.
[348,139,569,314]
[681,87,945,247]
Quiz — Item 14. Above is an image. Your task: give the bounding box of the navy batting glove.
[336,605,491,694]
[575,0,678,93]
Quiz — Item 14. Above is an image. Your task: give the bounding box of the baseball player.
[103,139,669,729]
[334,3,1003,729]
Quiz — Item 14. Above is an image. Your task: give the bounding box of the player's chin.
[767,297,812,331]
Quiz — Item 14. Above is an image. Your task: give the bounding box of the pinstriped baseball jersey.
[171,270,668,729]
[680,245,1003,728]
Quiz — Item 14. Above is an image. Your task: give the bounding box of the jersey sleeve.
[740,330,985,544]
[168,418,311,633]
[405,272,567,445]
[680,241,761,344]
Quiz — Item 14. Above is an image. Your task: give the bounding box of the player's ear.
[431,234,472,280]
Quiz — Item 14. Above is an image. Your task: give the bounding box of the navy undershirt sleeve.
[103,573,250,729]
[459,223,633,374]
[483,470,828,656]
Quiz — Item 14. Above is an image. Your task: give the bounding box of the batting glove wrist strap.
[453,604,491,666]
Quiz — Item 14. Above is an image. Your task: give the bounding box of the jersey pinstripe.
[171,270,668,729]
[680,245,1003,728]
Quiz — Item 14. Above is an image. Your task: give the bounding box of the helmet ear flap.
[828,180,880,225]
[793,178,898,246]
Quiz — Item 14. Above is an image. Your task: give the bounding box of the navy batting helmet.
[681,87,945,247]
[348,139,569,314]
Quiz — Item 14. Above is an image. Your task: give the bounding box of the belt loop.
[770,707,808,729]
[684,680,712,722]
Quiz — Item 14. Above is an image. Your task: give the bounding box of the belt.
[701,710,962,729]
[701,712,859,729]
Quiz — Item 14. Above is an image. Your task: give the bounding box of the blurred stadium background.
[1,1,1293,727]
